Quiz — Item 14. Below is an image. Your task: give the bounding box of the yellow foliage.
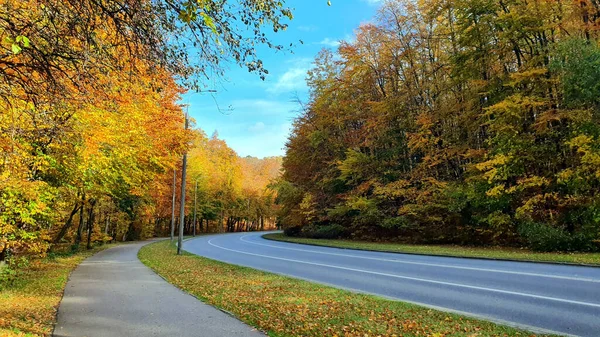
[486,184,506,197]
[475,155,510,183]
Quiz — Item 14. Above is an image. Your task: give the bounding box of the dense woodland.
[278,0,600,252]
[153,136,282,237]
[0,0,288,270]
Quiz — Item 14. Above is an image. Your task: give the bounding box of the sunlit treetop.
[0,0,299,97]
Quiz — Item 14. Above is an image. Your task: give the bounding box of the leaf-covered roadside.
[264,233,600,266]
[0,244,116,336]
[139,240,550,337]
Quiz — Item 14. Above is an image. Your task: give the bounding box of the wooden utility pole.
[193,179,198,237]
[170,168,176,241]
[177,108,189,255]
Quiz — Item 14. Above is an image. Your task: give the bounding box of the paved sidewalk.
[53,241,263,337]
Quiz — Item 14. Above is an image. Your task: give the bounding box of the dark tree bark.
[105,216,110,234]
[53,203,81,244]
[76,195,86,245]
[86,199,97,249]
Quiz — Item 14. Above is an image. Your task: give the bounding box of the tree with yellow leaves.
[278,0,600,252]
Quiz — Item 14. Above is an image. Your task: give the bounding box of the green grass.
[264,233,600,266]
[139,240,556,337]
[0,244,117,336]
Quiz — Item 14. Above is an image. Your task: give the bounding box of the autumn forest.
[3,0,600,279]
[0,0,287,270]
[277,0,600,252]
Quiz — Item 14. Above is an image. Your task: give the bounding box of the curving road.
[184,232,600,337]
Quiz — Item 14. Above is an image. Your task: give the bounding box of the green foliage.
[551,39,600,109]
[380,216,412,230]
[0,263,17,284]
[519,222,600,252]
[283,225,302,237]
[338,149,371,184]
[302,224,347,239]
[273,179,305,230]
[0,180,54,262]
[265,233,600,265]
[277,0,600,251]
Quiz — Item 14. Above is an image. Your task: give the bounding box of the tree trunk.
[220,211,224,232]
[105,216,110,234]
[86,199,97,249]
[76,195,86,245]
[53,203,81,244]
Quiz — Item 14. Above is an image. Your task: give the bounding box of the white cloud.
[248,122,266,132]
[319,37,341,47]
[298,25,318,32]
[343,33,356,45]
[192,97,301,157]
[232,122,293,157]
[229,99,299,115]
[266,67,309,95]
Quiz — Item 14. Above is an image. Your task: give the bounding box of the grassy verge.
[0,244,117,336]
[139,240,554,337]
[264,233,600,266]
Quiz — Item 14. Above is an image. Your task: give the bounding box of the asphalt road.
[184,232,600,337]
[54,241,263,337]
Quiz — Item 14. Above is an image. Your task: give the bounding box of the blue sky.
[182,0,381,158]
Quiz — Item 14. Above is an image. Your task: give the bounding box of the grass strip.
[0,244,117,336]
[264,233,600,266]
[139,240,553,337]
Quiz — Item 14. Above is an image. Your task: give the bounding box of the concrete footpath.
[53,241,263,337]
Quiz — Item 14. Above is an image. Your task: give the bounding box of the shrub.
[0,263,16,286]
[283,225,302,237]
[303,224,346,239]
[519,222,599,252]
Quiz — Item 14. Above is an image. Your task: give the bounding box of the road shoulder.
[141,238,556,337]
[263,233,600,267]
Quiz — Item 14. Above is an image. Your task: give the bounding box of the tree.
[0,0,294,267]
[277,0,600,252]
